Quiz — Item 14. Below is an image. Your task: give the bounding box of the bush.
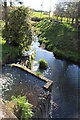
[11,95,33,120]
[2,7,32,46]
[2,43,21,64]
[39,59,48,69]
[36,71,42,76]
[47,44,53,51]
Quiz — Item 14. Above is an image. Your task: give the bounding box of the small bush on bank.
[36,71,42,76]
[39,59,48,69]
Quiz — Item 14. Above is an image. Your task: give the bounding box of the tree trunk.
[67,17,68,23]
[4,0,8,43]
[0,0,2,20]
[10,0,12,7]
[75,18,78,26]
[69,18,70,23]
[61,17,63,23]
[72,18,74,25]
[49,11,50,19]
[57,16,58,21]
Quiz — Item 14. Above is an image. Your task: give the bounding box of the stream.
[31,35,80,118]
[0,34,80,118]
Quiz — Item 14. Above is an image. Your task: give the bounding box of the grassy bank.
[2,39,21,64]
[0,21,21,64]
[36,19,80,64]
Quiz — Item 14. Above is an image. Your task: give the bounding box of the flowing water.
[0,66,45,107]
[31,35,80,118]
[0,34,80,118]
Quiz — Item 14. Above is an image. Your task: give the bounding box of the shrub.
[36,71,42,76]
[2,7,32,46]
[39,59,48,69]
[11,95,33,120]
[47,44,53,51]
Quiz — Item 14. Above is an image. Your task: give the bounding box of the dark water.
[1,66,45,107]
[31,40,80,118]
[1,36,80,118]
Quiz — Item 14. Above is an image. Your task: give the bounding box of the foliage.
[53,47,80,63]
[2,6,32,46]
[2,40,21,64]
[31,51,36,60]
[29,56,32,69]
[39,59,48,69]
[54,1,80,25]
[36,71,42,76]
[36,19,80,63]
[11,95,33,120]
[1,20,21,64]
[47,44,53,51]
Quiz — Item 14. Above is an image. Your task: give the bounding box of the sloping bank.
[35,19,80,65]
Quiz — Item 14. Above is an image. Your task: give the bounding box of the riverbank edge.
[39,41,80,66]
[35,19,80,66]
[53,48,80,66]
[8,63,53,90]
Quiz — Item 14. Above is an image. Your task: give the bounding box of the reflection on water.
[31,37,80,118]
[1,66,45,107]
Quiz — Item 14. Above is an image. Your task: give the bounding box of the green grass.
[36,19,80,64]
[2,43,21,64]
[32,11,49,18]
[0,31,21,64]
[52,15,78,24]
[53,48,79,63]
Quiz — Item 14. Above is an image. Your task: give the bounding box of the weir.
[8,63,53,90]
[0,63,53,119]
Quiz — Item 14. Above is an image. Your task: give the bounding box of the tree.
[54,3,64,23]
[63,1,79,25]
[4,0,8,42]
[2,7,32,47]
[0,0,2,20]
[10,0,12,7]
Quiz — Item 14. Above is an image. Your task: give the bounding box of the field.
[32,11,49,18]
[32,11,80,25]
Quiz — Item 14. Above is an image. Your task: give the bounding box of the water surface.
[1,66,45,107]
[31,37,80,118]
